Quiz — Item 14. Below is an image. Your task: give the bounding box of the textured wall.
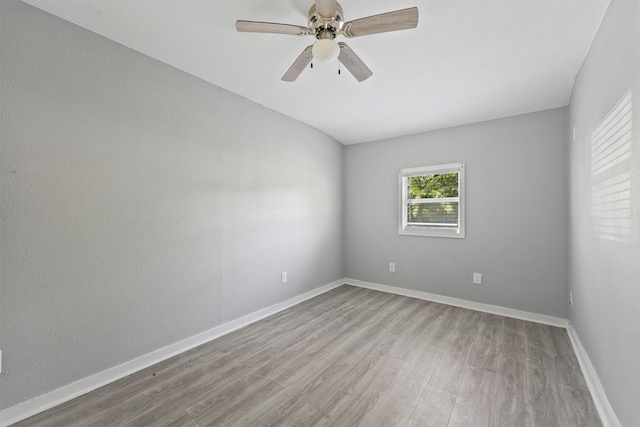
[568,0,640,424]
[0,1,343,409]
[344,108,569,318]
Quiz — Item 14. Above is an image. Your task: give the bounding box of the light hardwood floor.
[14,285,602,426]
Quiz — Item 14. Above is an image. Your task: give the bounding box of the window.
[399,162,465,238]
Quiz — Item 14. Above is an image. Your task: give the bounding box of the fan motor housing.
[308,3,343,39]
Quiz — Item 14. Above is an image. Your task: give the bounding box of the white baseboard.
[345,278,569,327]
[566,324,621,427]
[0,279,344,427]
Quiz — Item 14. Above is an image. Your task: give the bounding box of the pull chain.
[338,61,341,75]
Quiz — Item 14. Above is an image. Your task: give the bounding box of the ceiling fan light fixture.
[312,39,340,63]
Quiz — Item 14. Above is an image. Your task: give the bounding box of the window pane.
[407,202,458,227]
[408,173,458,199]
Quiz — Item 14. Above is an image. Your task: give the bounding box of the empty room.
[1,0,638,426]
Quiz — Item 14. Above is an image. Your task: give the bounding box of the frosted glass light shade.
[312,39,340,63]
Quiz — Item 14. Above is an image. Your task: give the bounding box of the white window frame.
[398,162,465,238]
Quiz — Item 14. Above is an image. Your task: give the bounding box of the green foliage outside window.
[408,173,459,199]
[407,173,459,225]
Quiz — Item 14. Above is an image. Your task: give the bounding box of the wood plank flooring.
[14,285,602,427]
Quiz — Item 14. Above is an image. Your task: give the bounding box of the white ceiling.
[24,0,610,145]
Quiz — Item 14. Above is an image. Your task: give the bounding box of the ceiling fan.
[236,0,419,82]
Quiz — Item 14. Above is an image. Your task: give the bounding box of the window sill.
[399,227,465,238]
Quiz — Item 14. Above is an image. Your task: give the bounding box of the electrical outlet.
[281,272,287,283]
[389,262,395,272]
[473,272,482,285]
[569,291,573,306]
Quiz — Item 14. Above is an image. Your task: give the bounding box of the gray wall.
[0,1,343,409]
[344,108,569,318]
[568,0,640,424]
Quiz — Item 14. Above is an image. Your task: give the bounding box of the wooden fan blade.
[315,0,337,19]
[338,42,373,82]
[282,45,314,82]
[236,20,311,36]
[342,7,419,38]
